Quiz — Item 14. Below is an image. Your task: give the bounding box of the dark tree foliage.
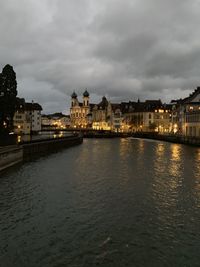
[0,64,17,134]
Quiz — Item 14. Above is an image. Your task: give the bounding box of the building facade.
[171,87,200,137]
[92,96,112,130]
[122,100,171,133]
[70,90,93,128]
[13,98,42,135]
[42,113,71,130]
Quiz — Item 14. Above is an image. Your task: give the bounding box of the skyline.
[1,0,200,113]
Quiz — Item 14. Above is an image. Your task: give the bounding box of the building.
[171,87,200,137]
[42,113,71,130]
[111,105,123,132]
[69,91,172,133]
[92,96,112,130]
[70,90,94,128]
[13,98,31,135]
[91,97,124,131]
[13,98,42,135]
[25,102,42,133]
[122,100,171,133]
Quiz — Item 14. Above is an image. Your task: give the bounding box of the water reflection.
[169,144,182,178]
[156,143,165,157]
[1,139,200,267]
[138,139,145,154]
[194,149,200,207]
[194,149,200,178]
[152,143,185,218]
[153,142,166,175]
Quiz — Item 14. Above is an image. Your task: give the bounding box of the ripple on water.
[0,139,200,266]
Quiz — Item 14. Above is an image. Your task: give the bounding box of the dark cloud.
[1,0,200,113]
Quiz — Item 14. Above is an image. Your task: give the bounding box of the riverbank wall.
[0,134,83,171]
[23,134,83,160]
[0,145,23,172]
[131,132,200,146]
[83,131,130,138]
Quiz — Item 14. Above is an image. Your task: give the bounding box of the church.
[70,90,94,128]
[70,90,123,131]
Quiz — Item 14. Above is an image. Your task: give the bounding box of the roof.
[171,87,200,105]
[111,103,121,112]
[97,96,109,109]
[83,90,89,97]
[15,97,26,110]
[25,102,42,111]
[121,99,165,113]
[15,98,42,111]
[89,103,96,111]
[183,87,200,103]
[71,91,77,98]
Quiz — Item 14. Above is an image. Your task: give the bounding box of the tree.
[0,64,17,134]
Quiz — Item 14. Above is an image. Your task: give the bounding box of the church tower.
[71,91,78,107]
[83,90,89,106]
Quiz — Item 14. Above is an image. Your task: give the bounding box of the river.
[0,138,200,267]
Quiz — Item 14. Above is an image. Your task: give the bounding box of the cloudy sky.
[1,0,200,113]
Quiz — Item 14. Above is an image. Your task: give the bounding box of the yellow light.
[173,124,178,134]
[18,125,21,129]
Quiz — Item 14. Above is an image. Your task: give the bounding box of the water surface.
[0,138,200,266]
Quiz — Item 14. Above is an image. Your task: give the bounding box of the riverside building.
[70,90,94,128]
[92,97,123,132]
[13,98,42,135]
[122,100,171,133]
[42,113,70,130]
[171,87,200,137]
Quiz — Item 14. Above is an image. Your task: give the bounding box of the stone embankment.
[0,145,23,172]
[23,134,83,160]
[0,134,83,172]
[131,132,200,146]
[83,131,130,138]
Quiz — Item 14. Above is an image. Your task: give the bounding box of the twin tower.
[71,90,90,107]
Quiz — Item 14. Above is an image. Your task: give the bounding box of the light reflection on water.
[169,144,182,178]
[0,138,200,267]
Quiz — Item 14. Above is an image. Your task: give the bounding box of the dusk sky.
[1,0,200,113]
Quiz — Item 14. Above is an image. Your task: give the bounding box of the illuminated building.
[70,90,94,128]
[13,98,42,135]
[92,96,112,130]
[171,87,200,137]
[92,97,123,131]
[42,113,70,130]
[122,100,171,133]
